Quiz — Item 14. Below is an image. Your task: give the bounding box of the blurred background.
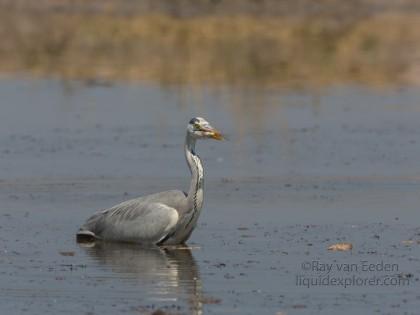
[1,0,420,180]
[1,0,419,87]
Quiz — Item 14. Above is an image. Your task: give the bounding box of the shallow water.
[1,78,420,314]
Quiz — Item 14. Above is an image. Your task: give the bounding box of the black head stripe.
[189,117,200,124]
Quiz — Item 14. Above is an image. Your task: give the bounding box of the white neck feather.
[185,133,204,212]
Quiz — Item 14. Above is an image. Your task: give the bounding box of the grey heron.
[77,117,224,245]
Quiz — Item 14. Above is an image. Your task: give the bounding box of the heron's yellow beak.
[210,130,224,140]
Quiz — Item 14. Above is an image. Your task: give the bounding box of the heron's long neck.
[185,133,204,211]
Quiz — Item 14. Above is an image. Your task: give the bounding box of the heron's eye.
[194,123,201,130]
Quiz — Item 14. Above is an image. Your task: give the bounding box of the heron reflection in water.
[81,242,203,314]
[77,117,224,245]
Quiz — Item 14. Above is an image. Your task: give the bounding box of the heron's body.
[77,117,221,245]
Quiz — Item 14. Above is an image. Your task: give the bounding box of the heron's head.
[187,117,224,140]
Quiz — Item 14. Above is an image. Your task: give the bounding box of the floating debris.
[402,240,414,245]
[200,296,221,305]
[292,304,307,309]
[398,273,413,279]
[328,243,353,251]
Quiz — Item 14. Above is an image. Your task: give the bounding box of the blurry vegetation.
[0,0,419,88]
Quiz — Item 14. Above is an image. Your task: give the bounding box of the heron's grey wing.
[129,190,189,213]
[79,201,179,244]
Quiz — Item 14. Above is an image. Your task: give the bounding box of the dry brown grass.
[0,5,419,88]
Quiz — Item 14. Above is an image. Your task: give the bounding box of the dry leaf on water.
[327,243,353,251]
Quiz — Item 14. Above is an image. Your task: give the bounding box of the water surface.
[1,79,420,314]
